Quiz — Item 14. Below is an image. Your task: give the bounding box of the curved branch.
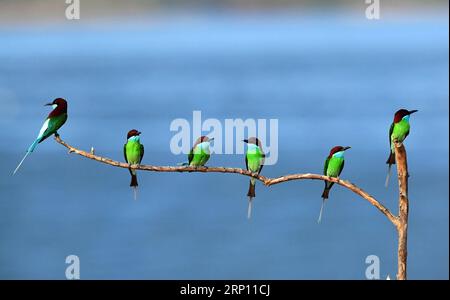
[266,174,398,226]
[54,135,398,226]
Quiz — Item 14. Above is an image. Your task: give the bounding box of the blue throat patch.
[247,144,260,152]
[128,136,140,142]
[332,151,345,159]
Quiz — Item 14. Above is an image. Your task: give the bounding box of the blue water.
[0,14,448,279]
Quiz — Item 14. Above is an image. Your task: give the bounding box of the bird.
[13,98,68,175]
[188,136,213,167]
[243,137,265,219]
[124,129,144,200]
[319,145,351,223]
[385,109,418,187]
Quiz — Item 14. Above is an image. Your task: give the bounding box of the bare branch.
[394,141,409,280]
[55,135,268,181]
[54,135,398,226]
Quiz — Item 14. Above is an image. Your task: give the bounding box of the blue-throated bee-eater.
[188,136,213,167]
[319,145,351,223]
[243,137,265,219]
[124,129,144,200]
[385,109,418,187]
[13,98,68,175]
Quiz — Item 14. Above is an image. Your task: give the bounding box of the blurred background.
[0,0,448,279]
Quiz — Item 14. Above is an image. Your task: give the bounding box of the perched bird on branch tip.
[13,98,68,175]
[385,109,418,187]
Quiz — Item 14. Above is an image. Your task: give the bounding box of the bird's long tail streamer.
[133,186,138,201]
[247,197,253,220]
[27,139,39,153]
[385,164,392,188]
[13,151,31,175]
[13,139,39,175]
[318,198,326,224]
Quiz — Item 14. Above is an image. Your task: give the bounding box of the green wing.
[388,122,394,148]
[139,144,145,164]
[188,147,194,165]
[323,157,330,175]
[258,152,265,175]
[123,144,128,163]
[39,113,68,143]
[323,157,331,189]
[123,143,134,176]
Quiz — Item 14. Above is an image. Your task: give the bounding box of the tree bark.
[394,141,409,280]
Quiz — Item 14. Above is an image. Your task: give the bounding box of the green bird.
[13,98,68,175]
[188,136,213,167]
[319,145,351,223]
[243,137,265,219]
[385,109,418,187]
[124,129,144,200]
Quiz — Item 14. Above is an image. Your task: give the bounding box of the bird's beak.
[242,139,248,143]
[409,110,418,115]
[44,103,53,106]
[343,146,351,151]
[137,131,142,135]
